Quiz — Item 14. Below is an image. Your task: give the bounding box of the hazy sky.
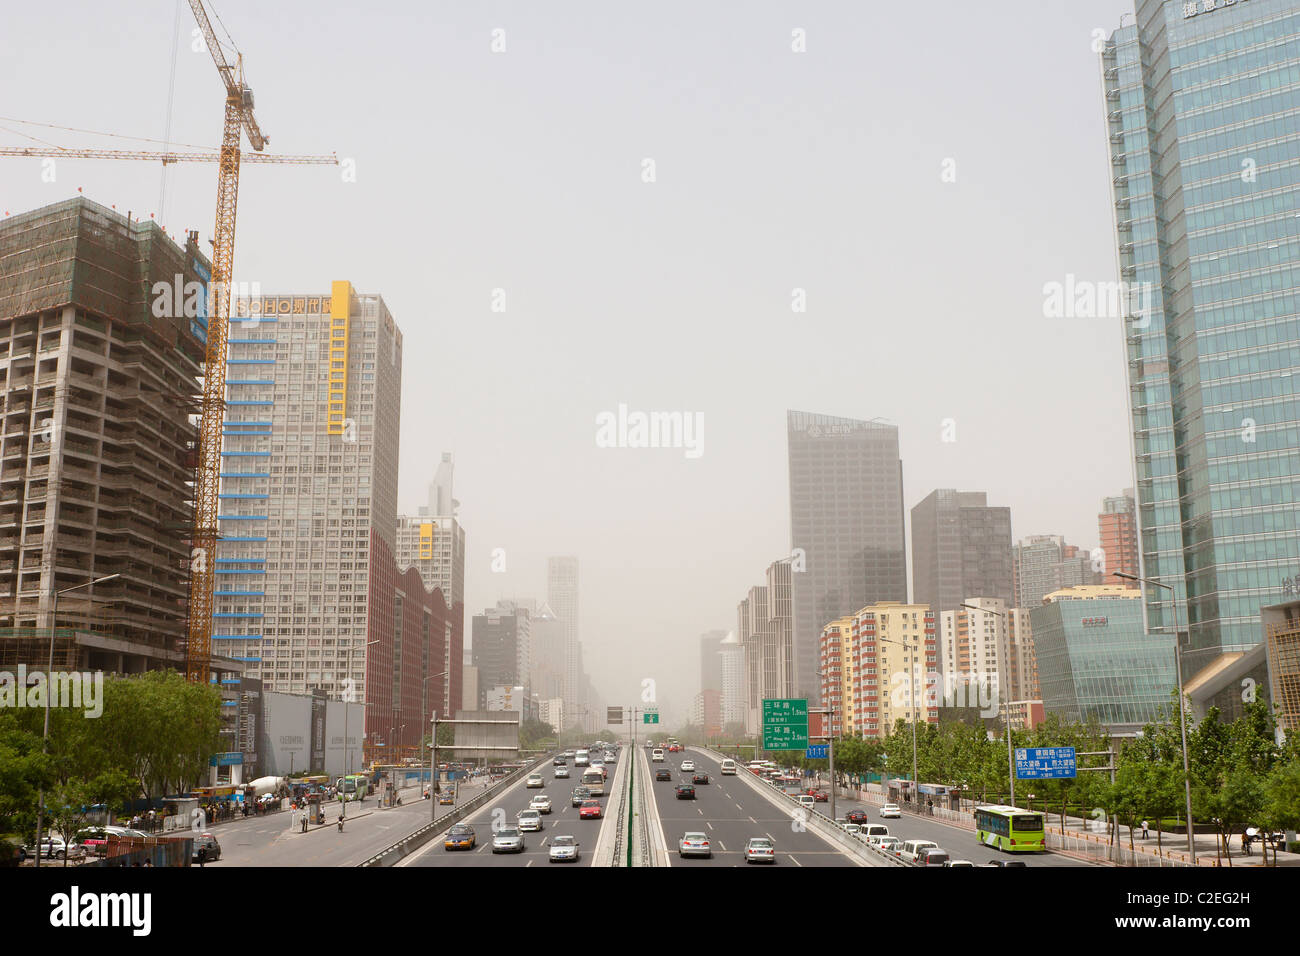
[3,0,1139,726]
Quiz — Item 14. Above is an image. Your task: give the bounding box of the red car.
[805,789,829,803]
[579,800,602,819]
[845,809,868,824]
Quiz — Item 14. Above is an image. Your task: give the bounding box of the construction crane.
[184,0,271,686]
[0,1,334,687]
[0,146,336,166]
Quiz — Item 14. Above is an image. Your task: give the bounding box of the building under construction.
[0,196,230,674]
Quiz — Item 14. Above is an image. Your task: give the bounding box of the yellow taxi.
[443,824,476,850]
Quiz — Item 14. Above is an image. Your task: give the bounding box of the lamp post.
[34,572,119,869]
[961,603,1016,807]
[341,638,381,819]
[421,671,448,797]
[1113,570,1195,863]
[876,633,919,807]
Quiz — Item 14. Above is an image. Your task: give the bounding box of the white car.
[875,835,902,854]
[943,859,976,867]
[529,794,553,814]
[679,831,712,858]
[879,803,902,819]
[548,834,580,863]
[526,773,544,789]
[797,794,815,810]
[516,809,544,832]
[680,760,695,772]
[839,822,862,835]
[899,839,939,864]
[554,766,570,779]
[651,749,665,762]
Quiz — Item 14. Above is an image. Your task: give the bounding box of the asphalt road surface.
[405,756,617,868]
[646,748,858,867]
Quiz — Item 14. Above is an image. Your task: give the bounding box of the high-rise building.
[1103,4,1300,681]
[547,556,580,728]
[471,600,530,701]
[527,601,565,701]
[213,283,457,758]
[1007,607,1039,703]
[939,597,1009,713]
[1013,535,1099,608]
[1098,489,1139,588]
[699,628,726,696]
[787,410,907,701]
[1030,585,1174,731]
[736,557,797,730]
[718,630,746,729]
[691,689,722,737]
[851,602,937,740]
[818,616,855,736]
[911,490,1013,618]
[0,198,212,672]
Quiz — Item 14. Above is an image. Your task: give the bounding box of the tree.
[1261,761,1300,867]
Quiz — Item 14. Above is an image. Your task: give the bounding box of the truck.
[245,776,291,798]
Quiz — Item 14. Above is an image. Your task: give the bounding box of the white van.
[574,750,590,767]
[720,759,737,775]
[797,794,816,811]
[899,839,939,864]
[651,749,665,762]
[861,824,890,841]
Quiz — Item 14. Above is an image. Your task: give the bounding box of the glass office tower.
[787,411,907,701]
[1103,0,1300,680]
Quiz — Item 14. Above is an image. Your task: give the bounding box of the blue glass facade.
[1030,594,1177,727]
[1104,0,1300,678]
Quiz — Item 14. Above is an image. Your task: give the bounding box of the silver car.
[492,827,525,853]
[548,834,580,863]
[678,831,712,858]
[554,766,570,779]
[517,809,544,832]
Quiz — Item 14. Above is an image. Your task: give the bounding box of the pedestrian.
[1141,820,1149,841]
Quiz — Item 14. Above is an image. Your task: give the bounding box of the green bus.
[336,774,370,802]
[974,805,1045,852]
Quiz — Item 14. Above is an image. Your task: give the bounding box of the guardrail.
[694,746,908,867]
[359,754,552,867]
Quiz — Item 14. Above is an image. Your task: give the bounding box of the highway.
[827,790,1092,867]
[405,753,619,868]
[645,746,860,866]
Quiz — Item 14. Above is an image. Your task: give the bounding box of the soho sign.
[1183,0,1249,18]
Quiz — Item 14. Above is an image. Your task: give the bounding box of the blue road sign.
[1014,746,1077,779]
[805,744,828,760]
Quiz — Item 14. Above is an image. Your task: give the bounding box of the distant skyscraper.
[718,631,746,728]
[1104,5,1300,680]
[470,600,530,700]
[1098,489,1139,589]
[787,411,907,701]
[699,629,726,696]
[547,556,580,729]
[736,558,797,730]
[911,489,1013,618]
[1013,535,1098,609]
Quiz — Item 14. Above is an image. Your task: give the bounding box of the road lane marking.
[706,822,713,830]
[789,855,803,867]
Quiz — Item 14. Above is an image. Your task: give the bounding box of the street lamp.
[34,572,119,869]
[814,667,839,825]
[340,638,381,819]
[876,633,919,808]
[422,671,448,796]
[961,603,1017,807]
[1113,570,1196,863]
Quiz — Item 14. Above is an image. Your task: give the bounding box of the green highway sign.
[643,713,659,724]
[761,698,808,750]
